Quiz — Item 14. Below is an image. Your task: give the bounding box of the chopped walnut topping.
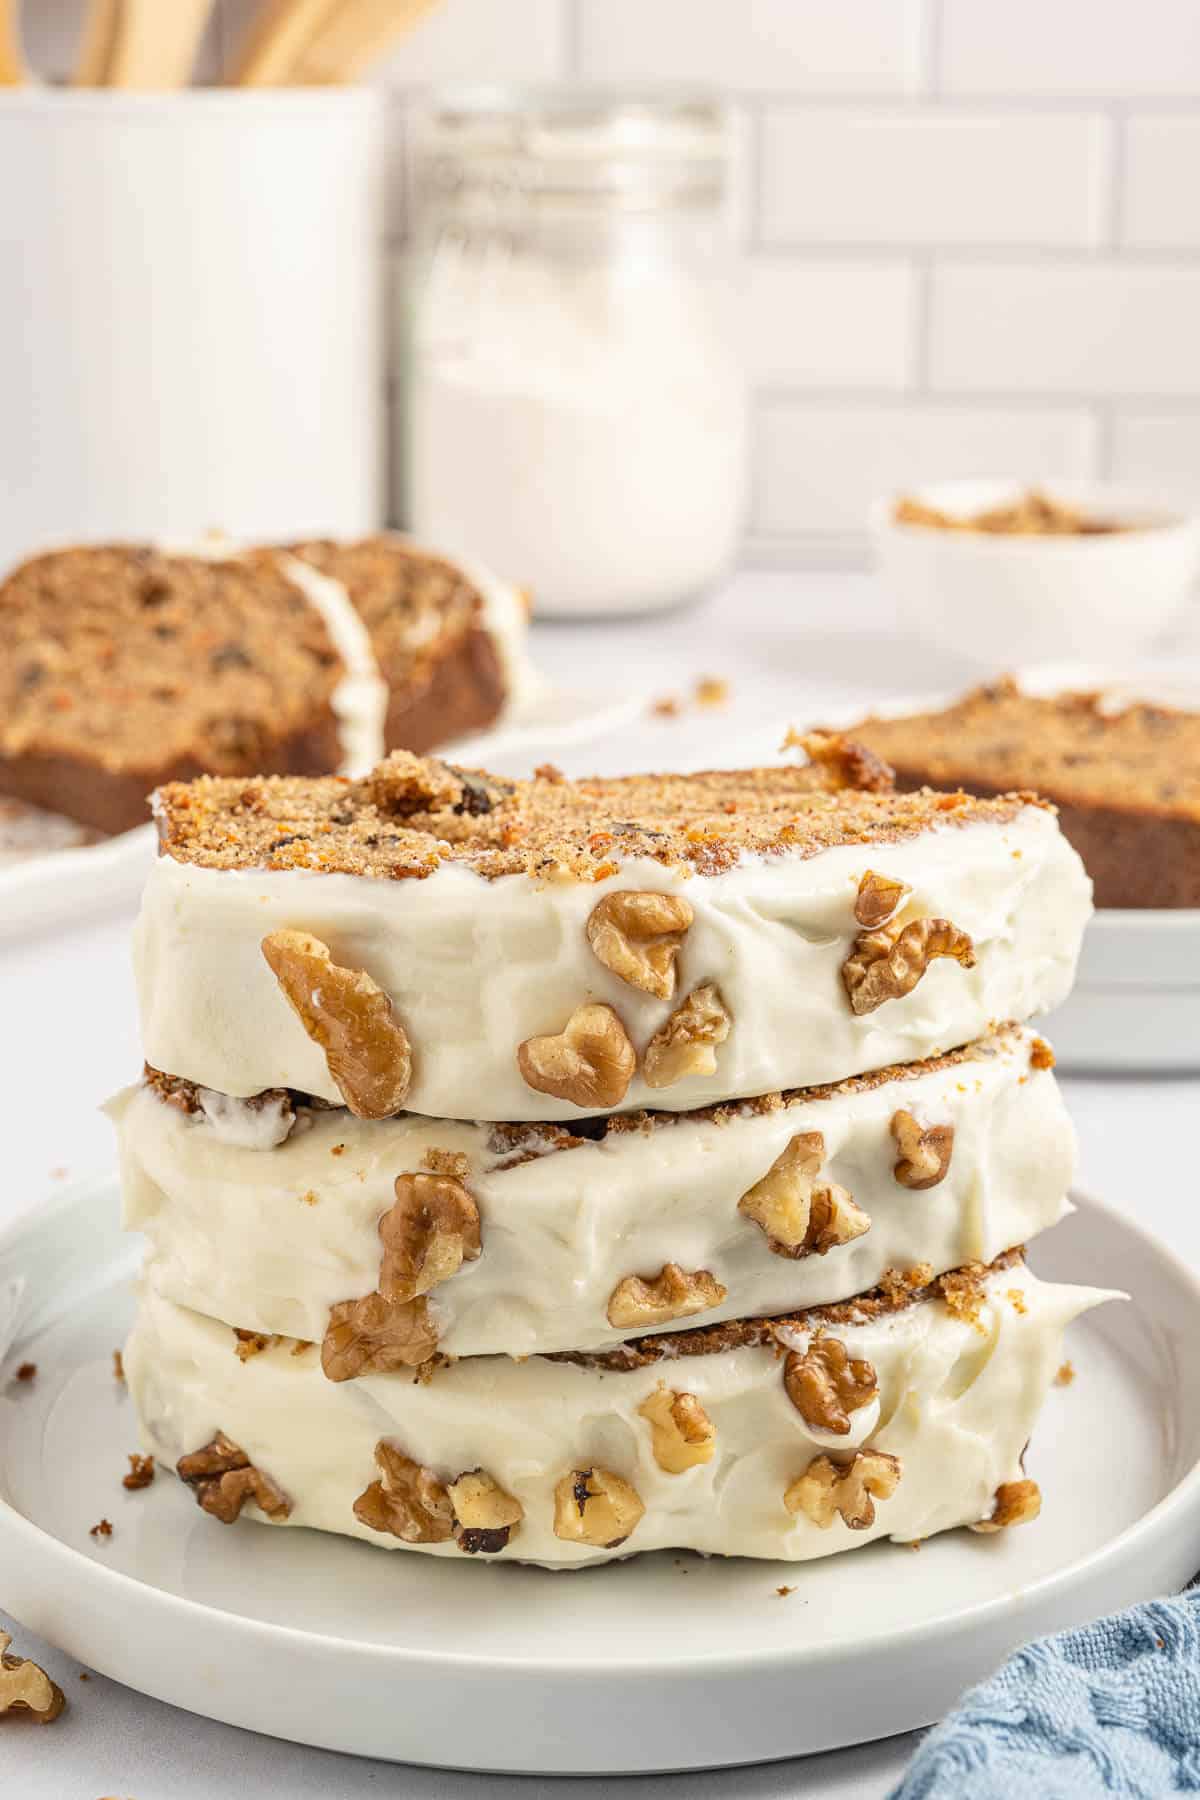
[517,1002,636,1108]
[112,1349,125,1384]
[553,1467,645,1548]
[420,1147,471,1180]
[0,1632,65,1724]
[13,1362,35,1384]
[586,890,694,1000]
[970,1478,1042,1533]
[233,1328,274,1362]
[779,729,894,794]
[638,1385,716,1473]
[890,1110,955,1190]
[1030,1036,1056,1071]
[177,1431,291,1524]
[784,1449,901,1530]
[842,917,976,1016]
[122,1453,155,1491]
[853,869,911,929]
[642,983,731,1089]
[738,1130,870,1259]
[380,1173,481,1302]
[261,929,412,1119]
[783,1337,878,1435]
[353,1442,454,1544]
[607,1262,727,1330]
[321,1292,439,1382]
[89,1519,113,1539]
[447,1468,524,1553]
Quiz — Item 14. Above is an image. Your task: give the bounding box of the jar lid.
[413,86,729,210]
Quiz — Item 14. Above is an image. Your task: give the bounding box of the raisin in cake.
[846,677,1200,908]
[0,536,529,836]
[135,745,1092,1122]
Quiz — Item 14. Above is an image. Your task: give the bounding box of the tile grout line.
[1106,108,1128,251]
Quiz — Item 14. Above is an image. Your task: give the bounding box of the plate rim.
[1,1174,1199,1683]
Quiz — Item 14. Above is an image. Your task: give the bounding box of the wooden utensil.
[0,0,28,86]
[105,0,217,89]
[73,0,120,84]
[286,0,440,84]
[227,0,335,86]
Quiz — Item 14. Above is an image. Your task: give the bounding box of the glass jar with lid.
[399,89,747,618]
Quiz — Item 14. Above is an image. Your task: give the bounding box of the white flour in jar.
[404,243,747,617]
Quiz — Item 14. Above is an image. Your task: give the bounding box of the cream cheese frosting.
[134,804,1092,1121]
[124,1266,1112,1569]
[115,1029,1074,1360]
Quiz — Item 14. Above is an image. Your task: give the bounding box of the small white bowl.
[871,478,1200,666]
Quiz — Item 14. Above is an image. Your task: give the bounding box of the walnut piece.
[607,1262,727,1330]
[553,1467,645,1548]
[642,983,731,1089]
[841,917,976,1016]
[261,929,411,1118]
[380,1173,481,1302]
[784,1449,901,1530]
[122,1453,156,1490]
[738,1130,870,1259]
[890,1110,955,1189]
[176,1431,291,1524]
[447,1468,524,1553]
[517,1002,636,1108]
[638,1385,716,1473]
[353,1441,454,1544]
[853,869,911,929]
[970,1478,1042,1534]
[586,890,694,1000]
[0,1632,65,1724]
[783,1337,878,1435]
[322,1291,439,1381]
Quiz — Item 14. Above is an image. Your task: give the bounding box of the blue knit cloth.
[890,1592,1200,1799]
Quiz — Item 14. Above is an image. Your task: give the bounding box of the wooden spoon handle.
[287,0,441,84]
[227,0,336,86]
[106,0,216,88]
[0,0,28,85]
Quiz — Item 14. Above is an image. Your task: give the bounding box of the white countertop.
[3,568,1198,1799]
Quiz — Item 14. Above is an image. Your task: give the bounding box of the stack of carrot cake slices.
[115,740,1109,1566]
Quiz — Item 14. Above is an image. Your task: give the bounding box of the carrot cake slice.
[134,747,1092,1121]
[124,1256,1111,1568]
[0,537,529,837]
[844,676,1200,908]
[114,1027,1072,1363]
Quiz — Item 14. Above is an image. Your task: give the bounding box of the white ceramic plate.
[0,1178,1197,1775]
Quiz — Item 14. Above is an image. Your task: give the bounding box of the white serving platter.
[0,1178,1197,1775]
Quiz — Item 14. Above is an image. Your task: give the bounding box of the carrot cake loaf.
[845,677,1200,909]
[0,536,529,836]
[124,1257,1109,1568]
[134,749,1092,1122]
[115,1027,1072,1362]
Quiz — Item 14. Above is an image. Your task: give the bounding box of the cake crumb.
[907,1540,922,1552]
[695,675,730,709]
[330,1143,345,1157]
[89,1519,113,1540]
[78,1672,90,1682]
[49,1166,68,1180]
[1007,1287,1028,1316]
[775,1584,795,1597]
[122,1455,155,1491]
[14,1362,36,1383]
[300,1190,319,1206]
[112,1349,125,1384]
[650,694,681,718]
[1055,1360,1076,1387]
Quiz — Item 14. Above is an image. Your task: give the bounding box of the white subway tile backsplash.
[741,259,915,389]
[1122,118,1200,249]
[930,263,1200,397]
[762,109,1109,247]
[576,0,925,95]
[756,402,1097,536]
[941,0,1200,98]
[1110,413,1200,500]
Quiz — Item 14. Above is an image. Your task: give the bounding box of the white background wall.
[23,0,1200,557]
